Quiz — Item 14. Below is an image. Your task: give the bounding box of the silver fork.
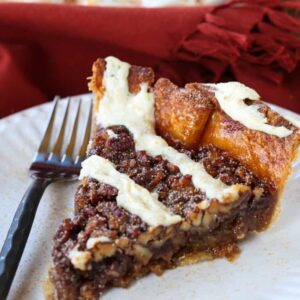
[0,96,93,299]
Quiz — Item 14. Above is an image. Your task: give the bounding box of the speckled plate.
[1,95,300,300]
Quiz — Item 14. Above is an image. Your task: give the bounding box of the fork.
[0,96,93,299]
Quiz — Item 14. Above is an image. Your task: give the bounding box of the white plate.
[0,94,300,300]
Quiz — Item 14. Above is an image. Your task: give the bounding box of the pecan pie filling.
[50,57,300,300]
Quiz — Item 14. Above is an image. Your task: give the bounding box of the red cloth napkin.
[0,0,300,117]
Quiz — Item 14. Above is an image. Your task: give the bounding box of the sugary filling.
[51,130,275,298]
[50,56,299,300]
[66,126,274,269]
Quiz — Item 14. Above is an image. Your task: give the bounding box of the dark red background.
[0,1,300,117]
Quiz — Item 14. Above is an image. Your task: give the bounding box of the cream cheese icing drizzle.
[68,247,91,271]
[95,56,247,204]
[80,155,182,227]
[206,82,293,138]
[86,236,112,249]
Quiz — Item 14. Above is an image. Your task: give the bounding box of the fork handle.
[0,178,50,299]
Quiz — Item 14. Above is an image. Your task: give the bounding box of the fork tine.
[38,97,59,153]
[52,98,70,156]
[77,98,93,161]
[64,99,81,159]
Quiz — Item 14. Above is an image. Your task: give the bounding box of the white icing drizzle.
[207,82,293,138]
[80,155,182,227]
[68,247,91,271]
[107,129,118,139]
[95,56,246,203]
[87,236,112,249]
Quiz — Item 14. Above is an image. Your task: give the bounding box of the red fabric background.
[0,1,300,117]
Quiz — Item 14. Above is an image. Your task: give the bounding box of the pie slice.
[50,56,300,299]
